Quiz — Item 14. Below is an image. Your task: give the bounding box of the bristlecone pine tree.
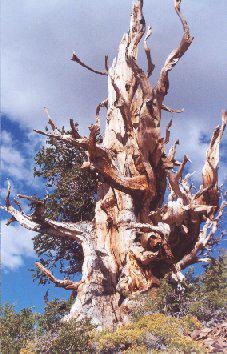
[2,0,226,328]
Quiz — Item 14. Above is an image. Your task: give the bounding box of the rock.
[192,321,227,353]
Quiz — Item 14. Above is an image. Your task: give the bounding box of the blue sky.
[1,0,226,312]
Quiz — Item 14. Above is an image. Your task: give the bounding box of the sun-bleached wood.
[2,0,226,328]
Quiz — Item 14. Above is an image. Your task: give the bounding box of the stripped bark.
[1,0,226,329]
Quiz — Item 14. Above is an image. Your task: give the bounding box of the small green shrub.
[133,256,227,325]
[95,313,203,353]
[37,298,71,333]
[0,303,36,354]
[51,318,95,353]
[25,318,95,353]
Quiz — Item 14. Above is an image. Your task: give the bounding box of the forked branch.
[1,183,91,243]
[36,113,151,194]
[167,155,190,199]
[175,202,226,272]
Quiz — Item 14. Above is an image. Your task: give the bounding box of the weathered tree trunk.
[2,0,226,329]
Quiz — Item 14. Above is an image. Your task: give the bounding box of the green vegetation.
[32,135,97,285]
[0,304,36,354]
[1,257,225,353]
[95,314,202,353]
[133,256,226,325]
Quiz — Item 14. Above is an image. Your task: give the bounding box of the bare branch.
[194,111,227,210]
[1,188,91,243]
[13,198,24,213]
[162,139,181,169]
[168,139,180,161]
[128,0,146,56]
[34,117,150,194]
[43,107,59,131]
[167,155,190,199]
[161,104,184,114]
[70,119,81,139]
[71,52,108,76]
[175,202,226,271]
[104,55,109,71]
[16,194,43,204]
[5,180,11,208]
[5,216,17,226]
[96,99,108,125]
[144,26,155,77]
[126,56,153,101]
[34,128,89,149]
[35,262,83,290]
[196,257,212,263]
[202,112,226,188]
[164,119,172,144]
[155,0,193,101]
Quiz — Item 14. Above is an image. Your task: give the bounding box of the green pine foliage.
[32,135,97,283]
[34,136,97,223]
[0,303,36,354]
[36,299,72,333]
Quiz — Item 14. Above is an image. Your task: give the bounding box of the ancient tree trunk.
[2,0,226,329]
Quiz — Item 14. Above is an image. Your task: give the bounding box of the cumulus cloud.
[1,0,226,133]
[1,0,226,276]
[1,145,26,180]
[1,220,35,270]
[1,0,226,180]
[1,129,42,189]
[1,131,13,145]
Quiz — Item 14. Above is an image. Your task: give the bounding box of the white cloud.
[1,220,36,270]
[161,112,226,186]
[1,129,42,189]
[1,145,26,179]
[1,1,226,191]
[1,130,13,145]
[1,0,226,134]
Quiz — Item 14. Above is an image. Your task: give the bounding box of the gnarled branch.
[126,56,153,101]
[198,111,227,208]
[70,119,81,139]
[164,119,172,144]
[161,104,184,114]
[144,26,155,78]
[175,202,226,272]
[127,221,170,238]
[155,0,193,101]
[96,99,108,125]
[35,118,150,194]
[128,0,146,56]
[44,107,59,131]
[1,185,91,243]
[35,262,83,290]
[167,155,190,200]
[71,52,108,76]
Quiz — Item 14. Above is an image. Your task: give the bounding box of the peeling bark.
[1,1,226,329]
